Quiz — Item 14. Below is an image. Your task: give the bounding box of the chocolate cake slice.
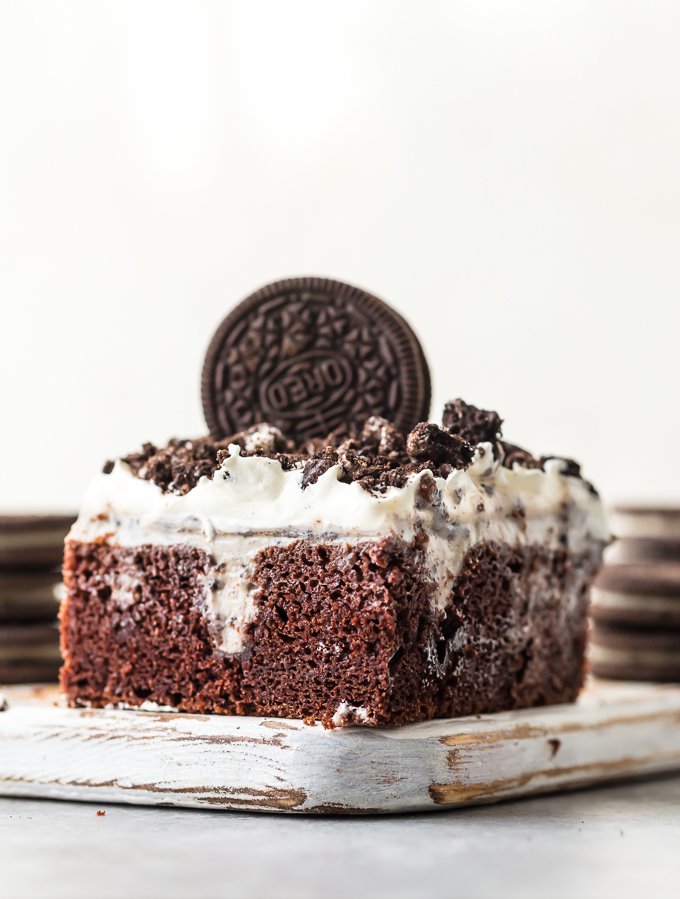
[60,402,607,727]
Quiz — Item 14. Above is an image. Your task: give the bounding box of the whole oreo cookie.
[591,563,680,628]
[0,570,61,623]
[590,561,680,681]
[590,622,680,682]
[201,277,431,444]
[0,662,60,684]
[0,514,75,568]
[605,538,680,565]
[0,621,60,684]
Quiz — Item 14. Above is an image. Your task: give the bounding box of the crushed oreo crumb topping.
[122,438,230,495]
[359,416,407,457]
[113,399,586,495]
[406,423,474,468]
[442,398,503,445]
[542,456,582,478]
[221,423,291,455]
[499,441,543,471]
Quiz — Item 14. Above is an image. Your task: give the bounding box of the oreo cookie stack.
[0,515,73,684]
[591,507,680,681]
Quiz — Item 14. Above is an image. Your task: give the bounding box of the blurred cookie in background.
[0,514,75,568]
[0,622,61,684]
[0,513,74,684]
[605,506,680,563]
[591,506,680,682]
[605,538,680,564]
[0,569,62,623]
[608,505,680,544]
[591,564,680,629]
[590,622,680,682]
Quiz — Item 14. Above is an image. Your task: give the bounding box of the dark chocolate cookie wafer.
[202,277,431,444]
[0,622,60,684]
[605,538,680,565]
[591,563,680,628]
[0,570,61,623]
[0,515,75,568]
[590,622,680,682]
[0,661,61,684]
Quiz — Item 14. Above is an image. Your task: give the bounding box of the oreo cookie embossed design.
[202,277,431,444]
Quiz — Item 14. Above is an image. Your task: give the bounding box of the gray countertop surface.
[2,775,680,899]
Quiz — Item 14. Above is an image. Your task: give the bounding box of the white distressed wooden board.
[1,679,680,814]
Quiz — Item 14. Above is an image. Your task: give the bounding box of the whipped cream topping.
[72,444,606,544]
[68,444,608,652]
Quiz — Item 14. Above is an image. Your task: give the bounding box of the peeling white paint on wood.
[1,679,680,814]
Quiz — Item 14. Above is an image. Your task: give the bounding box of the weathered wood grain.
[1,679,680,814]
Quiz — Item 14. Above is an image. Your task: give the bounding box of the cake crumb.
[331,702,370,728]
[548,738,561,758]
[96,809,106,817]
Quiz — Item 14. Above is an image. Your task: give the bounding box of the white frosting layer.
[72,444,607,544]
[69,444,608,653]
[331,703,370,727]
[198,533,297,654]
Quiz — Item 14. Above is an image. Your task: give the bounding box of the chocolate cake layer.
[60,537,595,726]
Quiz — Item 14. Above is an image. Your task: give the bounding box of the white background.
[1,1,679,511]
